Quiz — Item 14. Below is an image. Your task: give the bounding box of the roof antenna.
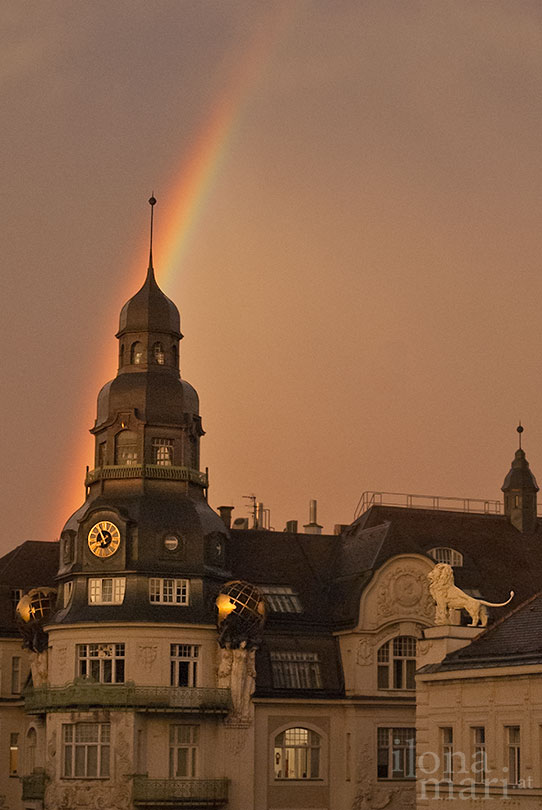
[148,193,156,270]
[517,421,524,450]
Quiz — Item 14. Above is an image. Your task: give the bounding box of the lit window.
[169,725,198,777]
[153,342,165,365]
[441,727,453,780]
[274,727,320,780]
[114,430,138,466]
[77,644,125,684]
[9,733,19,776]
[62,723,110,778]
[506,726,520,785]
[63,581,74,608]
[270,652,322,689]
[130,342,143,365]
[377,636,417,690]
[152,438,174,466]
[11,657,21,695]
[472,727,486,784]
[149,578,189,605]
[88,578,126,605]
[377,728,416,779]
[429,548,463,567]
[10,588,22,620]
[260,585,302,613]
[170,644,199,686]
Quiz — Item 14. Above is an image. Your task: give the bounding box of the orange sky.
[2,1,542,552]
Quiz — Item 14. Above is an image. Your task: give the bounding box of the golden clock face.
[88,521,121,558]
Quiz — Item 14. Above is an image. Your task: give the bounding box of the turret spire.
[517,421,523,450]
[148,194,156,273]
[502,424,539,533]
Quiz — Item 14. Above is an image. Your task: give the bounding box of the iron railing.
[25,683,231,714]
[132,777,229,806]
[354,490,502,520]
[21,771,46,800]
[85,464,208,487]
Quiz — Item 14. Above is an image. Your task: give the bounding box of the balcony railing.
[133,777,229,806]
[21,771,46,800]
[85,464,208,488]
[25,683,231,715]
[354,490,502,520]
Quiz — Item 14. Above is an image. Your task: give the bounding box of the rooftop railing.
[85,464,208,488]
[25,683,231,715]
[132,777,229,806]
[354,490,503,521]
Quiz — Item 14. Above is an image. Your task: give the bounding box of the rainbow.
[51,4,304,539]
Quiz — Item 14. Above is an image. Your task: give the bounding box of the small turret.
[502,424,539,533]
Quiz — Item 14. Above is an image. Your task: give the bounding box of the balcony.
[85,464,208,488]
[21,771,46,800]
[25,683,231,715]
[133,777,228,807]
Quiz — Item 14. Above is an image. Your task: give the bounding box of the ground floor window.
[169,725,198,777]
[62,723,110,778]
[274,727,321,780]
[377,728,416,779]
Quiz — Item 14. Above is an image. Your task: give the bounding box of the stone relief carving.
[356,638,374,665]
[138,644,158,671]
[55,644,67,674]
[376,566,434,620]
[30,649,49,686]
[428,563,514,626]
[353,744,411,810]
[45,782,131,810]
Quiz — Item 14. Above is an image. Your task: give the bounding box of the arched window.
[153,342,165,365]
[429,548,463,567]
[26,728,37,774]
[114,430,138,466]
[172,344,178,368]
[130,342,143,365]
[119,344,124,367]
[274,727,320,780]
[377,636,417,690]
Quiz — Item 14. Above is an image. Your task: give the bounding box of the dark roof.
[117,266,181,338]
[431,591,542,672]
[333,505,542,628]
[0,541,59,636]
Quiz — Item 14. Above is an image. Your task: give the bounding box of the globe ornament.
[16,587,57,653]
[216,580,266,649]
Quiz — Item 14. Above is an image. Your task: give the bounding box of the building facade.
[3,206,542,810]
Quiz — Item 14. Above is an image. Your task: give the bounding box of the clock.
[88,521,121,558]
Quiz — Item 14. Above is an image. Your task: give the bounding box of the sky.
[2,1,542,552]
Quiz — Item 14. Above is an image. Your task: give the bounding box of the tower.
[502,424,539,534]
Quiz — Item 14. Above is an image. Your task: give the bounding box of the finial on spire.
[148,194,156,270]
[517,421,524,450]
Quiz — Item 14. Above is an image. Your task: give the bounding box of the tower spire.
[517,421,523,450]
[148,194,156,272]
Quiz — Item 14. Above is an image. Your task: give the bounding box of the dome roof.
[502,448,539,492]
[117,266,181,338]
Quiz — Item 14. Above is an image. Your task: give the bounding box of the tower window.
[152,438,174,466]
[130,342,143,365]
[153,342,165,365]
[115,430,138,465]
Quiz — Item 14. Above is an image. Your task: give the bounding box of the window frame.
[170,644,199,687]
[169,724,199,778]
[270,651,323,689]
[377,636,417,690]
[441,727,453,781]
[88,577,126,605]
[62,722,110,779]
[149,578,189,605]
[11,656,21,695]
[77,643,125,684]
[273,726,322,781]
[377,727,416,780]
[505,726,521,786]
[152,438,174,466]
[9,733,19,776]
[471,726,486,784]
[260,585,303,613]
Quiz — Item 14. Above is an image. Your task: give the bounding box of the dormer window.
[429,548,463,567]
[130,341,143,364]
[153,342,165,365]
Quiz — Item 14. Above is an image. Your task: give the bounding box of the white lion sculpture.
[427,563,514,627]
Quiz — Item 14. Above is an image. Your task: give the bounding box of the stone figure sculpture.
[428,563,514,627]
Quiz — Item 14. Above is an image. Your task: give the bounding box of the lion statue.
[427,563,514,627]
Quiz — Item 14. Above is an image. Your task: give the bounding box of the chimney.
[218,506,234,530]
[257,502,264,529]
[303,499,323,535]
[285,520,298,533]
